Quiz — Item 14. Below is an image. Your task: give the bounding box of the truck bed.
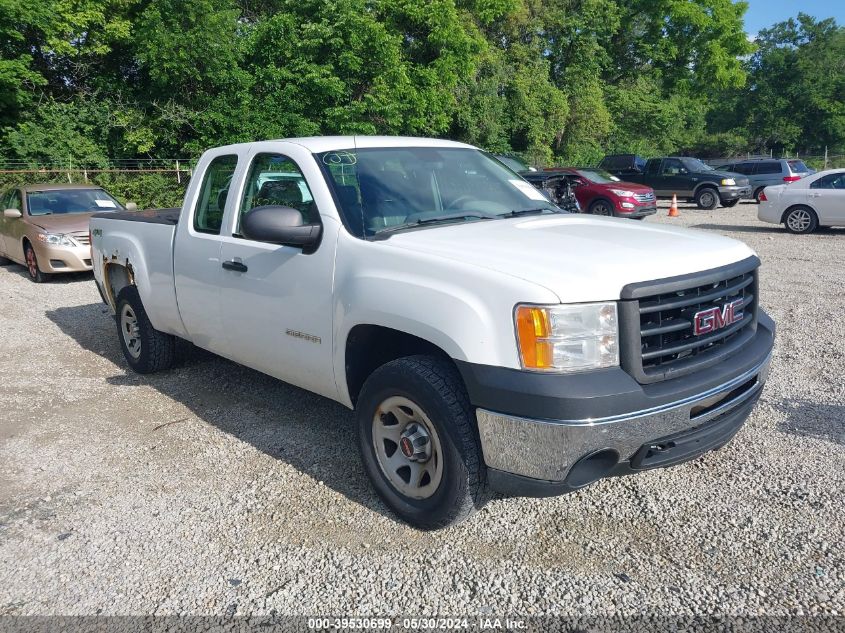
[90,207,186,338]
[92,208,180,225]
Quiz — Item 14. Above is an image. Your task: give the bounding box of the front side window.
[317,147,558,238]
[662,159,685,175]
[645,159,661,175]
[681,158,712,173]
[194,154,238,234]
[4,189,21,210]
[237,153,317,236]
[810,173,845,189]
[25,188,122,216]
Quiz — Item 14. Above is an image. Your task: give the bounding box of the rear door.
[216,145,339,399]
[751,161,783,190]
[808,173,845,225]
[173,151,243,354]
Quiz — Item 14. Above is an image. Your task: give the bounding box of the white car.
[90,137,775,529]
[758,168,845,234]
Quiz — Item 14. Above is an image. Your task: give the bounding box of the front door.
[658,158,692,196]
[0,189,25,262]
[217,149,338,399]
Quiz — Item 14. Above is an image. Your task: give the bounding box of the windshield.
[317,147,558,237]
[494,155,530,173]
[682,158,714,172]
[576,169,621,184]
[26,189,123,216]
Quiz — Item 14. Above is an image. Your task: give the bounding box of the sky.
[743,0,845,36]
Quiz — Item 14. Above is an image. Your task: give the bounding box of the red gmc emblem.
[693,299,744,336]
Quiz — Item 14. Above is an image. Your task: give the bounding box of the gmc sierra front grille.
[634,192,656,203]
[618,257,760,384]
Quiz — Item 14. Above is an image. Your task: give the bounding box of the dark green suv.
[599,154,752,209]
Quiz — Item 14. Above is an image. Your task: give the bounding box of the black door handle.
[222,260,248,273]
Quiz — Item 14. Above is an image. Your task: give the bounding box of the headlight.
[610,189,635,197]
[515,302,619,372]
[720,178,736,186]
[36,233,77,247]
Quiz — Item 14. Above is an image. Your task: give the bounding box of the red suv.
[546,168,657,219]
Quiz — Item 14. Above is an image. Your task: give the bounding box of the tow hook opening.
[564,449,620,489]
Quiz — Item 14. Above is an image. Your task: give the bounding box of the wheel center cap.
[400,437,415,458]
[398,423,432,463]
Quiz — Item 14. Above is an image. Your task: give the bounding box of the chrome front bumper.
[476,352,771,482]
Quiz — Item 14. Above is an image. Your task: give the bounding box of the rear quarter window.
[787,160,809,174]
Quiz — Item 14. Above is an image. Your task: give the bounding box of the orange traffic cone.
[668,194,680,217]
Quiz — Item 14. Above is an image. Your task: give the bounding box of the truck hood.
[27,212,98,233]
[384,215,754,302]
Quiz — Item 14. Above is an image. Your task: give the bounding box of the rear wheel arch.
[780,204,818,224]
[104,262,135,310]
[344,324,461,406]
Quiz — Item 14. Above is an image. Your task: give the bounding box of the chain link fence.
[0,160,197,209]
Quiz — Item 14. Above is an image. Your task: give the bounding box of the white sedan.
[758,168,845,234]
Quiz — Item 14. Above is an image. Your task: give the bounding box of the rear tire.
[783,206,818,235]
[754,188,765,204]
[24,244,51,283]
[355,355,488,530]
[695,187,719,210]
[115,286,176,373]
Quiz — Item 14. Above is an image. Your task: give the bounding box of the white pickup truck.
[91,137,775,529]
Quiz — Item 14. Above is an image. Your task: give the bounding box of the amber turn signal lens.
[515,306,553,369]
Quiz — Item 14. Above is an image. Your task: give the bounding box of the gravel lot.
[0,200,843,618]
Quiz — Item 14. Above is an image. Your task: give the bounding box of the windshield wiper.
[501,207,561,217]
[372,212,497,236]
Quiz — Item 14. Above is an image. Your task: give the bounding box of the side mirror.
[3,208,22,219]
[125,202,138,211]
[241,205,322,254]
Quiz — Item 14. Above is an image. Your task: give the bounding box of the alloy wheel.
[25,248,38,279]
[786,209,812,233]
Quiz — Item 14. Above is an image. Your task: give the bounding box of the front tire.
[695,188,719,210]
[783,206,818,235]
[115,286,176,373]
[24,244,51,283]
[356,355,488,529]
[588,200,615,217]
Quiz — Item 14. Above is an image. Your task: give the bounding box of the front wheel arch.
[588,198,615,216]
[345,324,458,407]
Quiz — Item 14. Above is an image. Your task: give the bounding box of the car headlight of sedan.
[36,233,77,247]
[610,189,635,198]
[515,302,619,372]
[720,178,737,186]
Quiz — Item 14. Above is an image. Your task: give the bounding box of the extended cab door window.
[194,155,238,234]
